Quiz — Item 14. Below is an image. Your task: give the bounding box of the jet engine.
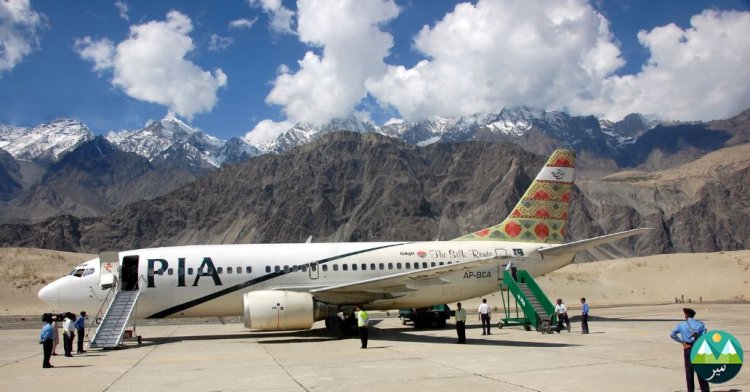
[243,290,337,330]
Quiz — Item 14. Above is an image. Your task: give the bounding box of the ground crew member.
[670,308,709,392]
[75,311,86,353]
[355,306,369,349]
[581,298,589,334]
[40,314,54,368]
[455,302,467,343]
[478,299,491,335]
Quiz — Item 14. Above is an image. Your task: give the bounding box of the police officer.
[75,311,86,353]
[670,308,709,392]
[355,306,369,349]
[455,303,467,344]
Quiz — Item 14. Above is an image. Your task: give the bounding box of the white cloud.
[229,17,257,29]
[115,0,129,21]
[0,0,45,76]
[208,34,233,52]
[243,119,293,145]
[367,0,624,120]
[74,36,114,71]
[75,11,227,120]
[572,9,750,121]
[248,0,295,35]
[265,0,399,124]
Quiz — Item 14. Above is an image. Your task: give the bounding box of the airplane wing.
[538,228,652,257]
[309,255,510,305]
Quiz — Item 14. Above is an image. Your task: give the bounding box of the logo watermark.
[691,330,744,383]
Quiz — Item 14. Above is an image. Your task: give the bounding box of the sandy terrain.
[0,248,95,316]
[0,247,748,316]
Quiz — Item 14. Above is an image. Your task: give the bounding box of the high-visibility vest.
[357,310,369,327]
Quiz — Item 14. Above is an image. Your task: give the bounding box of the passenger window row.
[148,261,456,277]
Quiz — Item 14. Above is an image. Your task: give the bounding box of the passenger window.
[423,262,428,268]
[322,265,328,272]
[405,262,411,269]
[430,262,436,267]
[370,263,376,270]
[388,263,393,270]
[283,265,289,273]
[379,263,384,270]
[292,265,299,272]
[188,268,194,275]
[266,266,271,273]
[246,266,252,274]
[83,268,95,277]
[301,265,308,272]
[227,267,233,274]
[275,266,281,272]
[217,267,223,274]
[333,264,339,271]
[414,263,420,269]
[342,264,348,271]
[352,264,358,271]
[397,263,402,269]
[167,268,174,276]
[439,262,444,266]
[361,264,367,271]
[178,268,184,275]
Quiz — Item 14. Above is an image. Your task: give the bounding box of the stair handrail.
[87,280,116,339]
[90,275,144,347]
[503,270,556,330]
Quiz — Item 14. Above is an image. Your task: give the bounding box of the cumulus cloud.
[0,0,45,77]
[246,0,399,144]
[572,9,750,121]
[75,11,227,120]
[367,0,624,120]
[74,36,115,71]
[115,0,128,21]
[248,0,295,35]
[243,119,293,145]
[208,34,233,52]
[229,17,257,29]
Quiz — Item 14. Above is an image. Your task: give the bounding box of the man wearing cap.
[670,308,709,392]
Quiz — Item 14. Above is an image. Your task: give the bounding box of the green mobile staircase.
[499,270,556,332]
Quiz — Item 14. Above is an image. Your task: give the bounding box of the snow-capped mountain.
[107,117,226,169]
[249,107,660,155]
[0,119,94,162]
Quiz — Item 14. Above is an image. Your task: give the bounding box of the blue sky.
[1,0,749,142]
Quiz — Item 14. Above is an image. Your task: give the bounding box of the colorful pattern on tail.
[453,149,575,244]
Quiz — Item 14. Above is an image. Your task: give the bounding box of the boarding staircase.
[89,287,141,348]
[499,270,556,332]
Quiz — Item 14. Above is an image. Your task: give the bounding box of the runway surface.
[1,303,748,391]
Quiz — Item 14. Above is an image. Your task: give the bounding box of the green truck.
[398,304,451,328]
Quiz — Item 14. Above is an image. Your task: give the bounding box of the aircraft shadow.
[568,315,682,323]
[376,327,578,348]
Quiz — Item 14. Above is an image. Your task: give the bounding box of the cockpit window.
[72,269,85,277]
[82,268,95,277]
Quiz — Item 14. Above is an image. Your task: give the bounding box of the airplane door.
[121,256,140,291]
[308,262,319,280]
[99,251,119,289]
[495,248,508,281]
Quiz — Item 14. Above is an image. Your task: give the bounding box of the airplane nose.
[38,282,60,309]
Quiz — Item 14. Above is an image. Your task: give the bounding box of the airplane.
[38,149,648,333]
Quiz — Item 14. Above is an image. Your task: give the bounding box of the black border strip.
[146,243,406,318]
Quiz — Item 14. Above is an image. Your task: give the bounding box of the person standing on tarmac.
[355,306,369,349]
[670,308,709,392]
[455,302,467,343]
[581,298,590,334]
[75,311,86,353]
[40,314,55,368]
[478,299,491,335]
[555,298,570,333]
[63,312,75,357]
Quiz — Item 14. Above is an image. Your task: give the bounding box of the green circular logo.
[690,330,744,383]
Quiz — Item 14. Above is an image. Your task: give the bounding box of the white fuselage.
[38,240,573,319]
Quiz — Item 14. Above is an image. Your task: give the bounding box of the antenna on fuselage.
[305,236,313,243]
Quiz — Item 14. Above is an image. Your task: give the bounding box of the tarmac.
[0,303,748,392]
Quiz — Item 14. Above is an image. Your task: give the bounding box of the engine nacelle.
[243,290,335,330]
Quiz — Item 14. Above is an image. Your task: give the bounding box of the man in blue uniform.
[75,311,86,353]
[670,308,709,392]
[40,314,55,368]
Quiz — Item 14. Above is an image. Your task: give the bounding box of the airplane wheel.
[137,335,142,345]
[497,322,504,329]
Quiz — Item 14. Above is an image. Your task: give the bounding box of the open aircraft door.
[99,251,119,290]
[495,248,508,281]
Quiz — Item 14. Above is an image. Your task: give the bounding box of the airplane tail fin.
[453,149,575,244]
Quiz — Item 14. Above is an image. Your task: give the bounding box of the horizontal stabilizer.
[538,228,652,257]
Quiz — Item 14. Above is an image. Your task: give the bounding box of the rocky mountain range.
[1,131,748,261]
[1,106,748,232]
